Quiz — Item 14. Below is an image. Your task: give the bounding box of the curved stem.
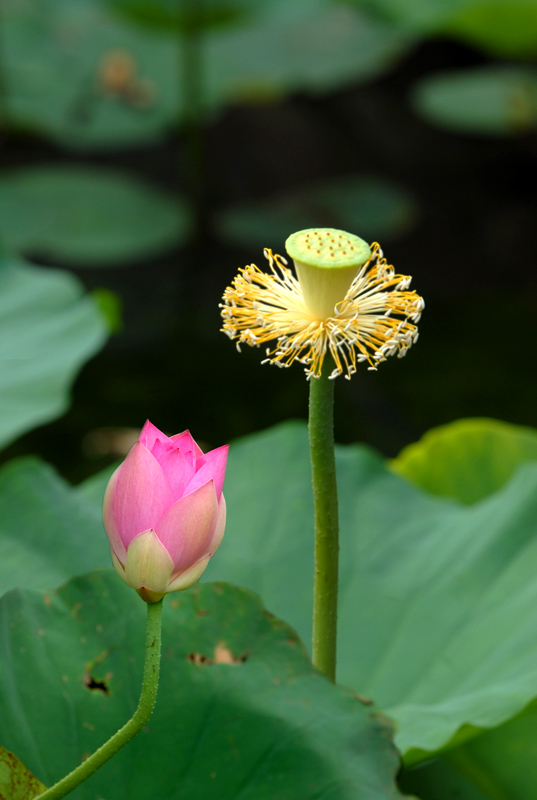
[309,357,339,682]
[37,599,163,800]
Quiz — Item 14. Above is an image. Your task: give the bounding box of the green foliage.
[91,289,123,333]
[3,419,537,796]
[205,422,537,761]
[391,417,537,504]
[3,420,537,777]
[0,572,404,800]
[3,0,177,149]
[444,0,537,58]
[402,702,537,799]
[411,66,537,136]
[0,458,110,597]
[0,746,46,800]
[216,177,417,253]
[0,166,189,266]
[392,419,537,799]
[103,0,255,30]
[351,0,537,56]
[0,249,108,451]
[2,0,412,148]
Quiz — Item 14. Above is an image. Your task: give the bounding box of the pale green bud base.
[286,228,371,319]
[36,599,163,800]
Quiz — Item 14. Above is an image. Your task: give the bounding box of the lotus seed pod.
[285,228,371,319]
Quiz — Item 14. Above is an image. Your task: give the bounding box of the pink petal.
[207,495,226,556]
[171,430,203,460]
[112,442,174,548]
[155,481,218,570]
[103,466,126,561]
[184,445,229,500]
[158,443,196,502]
[139,420,170,453]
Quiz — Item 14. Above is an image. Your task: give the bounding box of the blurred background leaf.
[2,0,177,149]
[350,0,537,56]
[0,248,108,451]
[1,0,413,148]
[411,65,537,135]
[0,166,189,265]
[216,176,418,252]
[391,417,537,503]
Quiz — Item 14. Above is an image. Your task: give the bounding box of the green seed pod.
[285,228,371,318]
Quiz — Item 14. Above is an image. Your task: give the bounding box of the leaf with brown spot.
[0,746,46,800]
[0,572,404,799]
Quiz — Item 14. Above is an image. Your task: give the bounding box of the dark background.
[2,15,536,481]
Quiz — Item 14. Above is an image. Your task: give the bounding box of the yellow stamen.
[220,242,424,380]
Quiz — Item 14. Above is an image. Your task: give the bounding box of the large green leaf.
[391,417,537,504]
[3,0,412,148]
[0,458,110,598]
[204,422,537,760]
[0,166,190,265]
[216,176,417,254]
[411,66,537,136]
[0,571,405,799]
[0,250,107,450]
[392,420,537,799]
[401,703,537,800]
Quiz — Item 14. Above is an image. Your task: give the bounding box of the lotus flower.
[103,421,228,603]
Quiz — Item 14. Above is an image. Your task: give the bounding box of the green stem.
[309,357,339,682]
[37,600,163,800]
[181,0,205,239]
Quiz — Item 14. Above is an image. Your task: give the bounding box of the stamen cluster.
[220,243,424,380]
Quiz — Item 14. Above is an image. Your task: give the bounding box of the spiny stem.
[309,356,339,682]
[37,599,163,800]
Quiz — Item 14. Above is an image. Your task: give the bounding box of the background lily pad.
[0,572,405,799]
[3,0,178,148]
[0,166,190,265]
[410,66,537,136]
[216,176,418,253]
[0,248,108,450]
[2,0,413,148]
[391,417,537,504]
[104,0,275,30]
[351,0,537,57]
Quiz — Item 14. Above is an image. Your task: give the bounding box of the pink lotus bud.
[103,421,228,603]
